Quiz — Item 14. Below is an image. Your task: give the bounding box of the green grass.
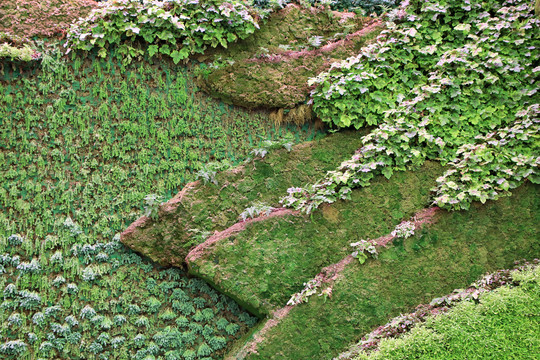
[233,182,539,359]
[188,160,444,316]
[0,49,318,358]
[355,266,540,360]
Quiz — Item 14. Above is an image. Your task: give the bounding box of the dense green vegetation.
[1,0,538,358]
[284,0,539,212]
[230,183,538,359]
[354,265,540,359]
[0,40,315,360]
[66,0,262,64]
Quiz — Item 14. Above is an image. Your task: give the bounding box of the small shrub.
[239,202,274,221]
[391,221,416,239]
[350,239,378,264]
[0,340,28,356]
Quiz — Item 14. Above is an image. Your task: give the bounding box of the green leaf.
[170,49,188,64]
[160,44,171,55]
[148,45,159,58]
[382,167,393,180]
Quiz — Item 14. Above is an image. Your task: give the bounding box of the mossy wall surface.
[188,161,443,317]
[233,183,539,359]
[121,130,368,266]
[196,5,382,109]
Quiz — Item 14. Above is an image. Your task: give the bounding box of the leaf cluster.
[65,0,263,63]
[283,0,539,212]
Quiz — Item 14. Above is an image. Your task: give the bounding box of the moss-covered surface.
[187,160,443,316]
[195,5,382,109]
[121,130,369,266]
[230,182,539,359]
[0,0,97,40]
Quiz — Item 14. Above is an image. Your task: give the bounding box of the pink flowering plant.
[282,0,539,212]
[65,0,262,63]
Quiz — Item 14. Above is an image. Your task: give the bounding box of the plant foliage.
[65,0,262,63]
[282,0,539,212]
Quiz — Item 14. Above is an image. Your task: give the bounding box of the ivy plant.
[282,0,539,213]
[65,0,263,63]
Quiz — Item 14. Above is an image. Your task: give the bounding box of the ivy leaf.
[97,48,107,58]
[159,45,171,55]
[170,49,189,64]
[148,45,159,58]
[382,167,393,180]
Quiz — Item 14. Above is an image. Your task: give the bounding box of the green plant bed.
[188,161,444,317]
[233,182,539,359]
[121,130,364,266]
[196,5,382,109]
[353,265,540,360]
[0,48,316,358]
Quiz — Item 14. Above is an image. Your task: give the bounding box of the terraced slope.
[226,183,539,359]
[121,130,367,266]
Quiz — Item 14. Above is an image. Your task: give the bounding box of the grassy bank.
[233,182,538,359]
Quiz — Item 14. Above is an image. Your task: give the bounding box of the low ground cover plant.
[282,0,539,212]
[0,38,316,358]
[348,263,540,359]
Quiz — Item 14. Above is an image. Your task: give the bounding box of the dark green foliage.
[0,47,269,359]
[253,0,398,14]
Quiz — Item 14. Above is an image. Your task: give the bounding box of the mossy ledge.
[120,130,369,266]
[225,182,539,359]
[195,4,383,109]
[186,160,443,317]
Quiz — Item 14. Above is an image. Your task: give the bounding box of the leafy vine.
[282,0,539,212]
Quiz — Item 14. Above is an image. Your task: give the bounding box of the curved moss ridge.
[335,259,539,359]
[196,5,382,109]
[229,182,538,359]
[188,160,444,317]
[121,130,366,266]
[353,265,540,360]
